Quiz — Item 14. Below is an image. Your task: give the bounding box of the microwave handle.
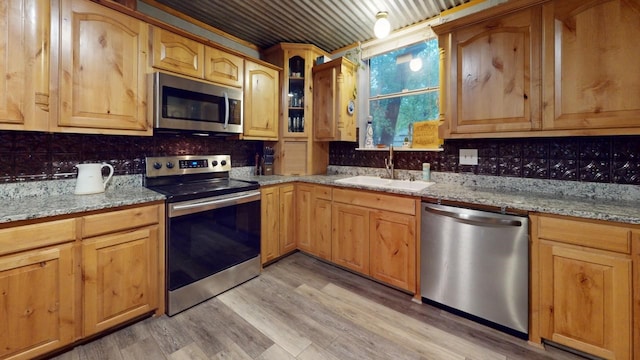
[223,92,229,129]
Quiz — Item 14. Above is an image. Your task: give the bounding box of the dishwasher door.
[420,202,529,338]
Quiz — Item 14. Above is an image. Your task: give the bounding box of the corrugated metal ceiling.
[146,0,470,52]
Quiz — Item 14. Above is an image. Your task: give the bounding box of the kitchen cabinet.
[540,0,640,132]
[531,214,635,360]
[0,0,50,132]
[260,184,296,265]
[0,202,164,359]
[57,0,151,135]
[296,184,332,261]
[204,47,244,88]
[262,43,330,175]
[433,0,640,138]
[313,57,358,141]
[242,60,280,140]
[331,188,418,292]
[0,219,76,360]
[81,205,161,336]
[151,26,204,78]
[434,6,542,136]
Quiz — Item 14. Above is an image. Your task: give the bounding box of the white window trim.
[356,23,440,150]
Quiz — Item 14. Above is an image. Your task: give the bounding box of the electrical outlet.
[459,149,478,165]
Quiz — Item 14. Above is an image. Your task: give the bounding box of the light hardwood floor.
[48,252,587,360]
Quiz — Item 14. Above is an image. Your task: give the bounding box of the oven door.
[166,190,260,315]
[153,72,243,134]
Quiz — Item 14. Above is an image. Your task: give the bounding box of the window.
[367,39,439,147]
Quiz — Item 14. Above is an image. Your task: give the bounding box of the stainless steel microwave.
[151,72,243,134]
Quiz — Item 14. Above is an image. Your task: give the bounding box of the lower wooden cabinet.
[0,243,75,360]
[261,184,296,264]
[531,214,636,360]
[331,188,419,293]
[0,203,164,359]
[296,184,332,261]
[82,227,159,336]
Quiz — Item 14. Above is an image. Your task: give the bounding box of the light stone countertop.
[235,166,640,225]
[1,168,638,225]
[0,175,165,224]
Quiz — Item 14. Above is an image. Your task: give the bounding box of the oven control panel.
[145,155,231,177]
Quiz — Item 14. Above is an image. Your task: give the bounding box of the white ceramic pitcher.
[74,163,114,195]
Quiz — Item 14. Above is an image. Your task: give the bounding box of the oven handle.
[223,92,229,129]
[169,190,260,217]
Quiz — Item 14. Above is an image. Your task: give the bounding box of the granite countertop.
[1,169,638,225]
[0,176,165,224]
[236,169,640,225]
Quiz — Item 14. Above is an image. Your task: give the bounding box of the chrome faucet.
[384,145,394,179]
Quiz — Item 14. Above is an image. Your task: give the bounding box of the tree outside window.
[369,39,439,147]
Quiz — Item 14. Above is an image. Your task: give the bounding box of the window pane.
[369,91,439,147]
[369,39,439,97]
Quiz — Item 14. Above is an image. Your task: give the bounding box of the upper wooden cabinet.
[204,47,244,88]
[0,0,50,131]
[434,0,640,138]
[243,60,279,140]
[57,0,151,135]
[313,57,358,142]
[151,26,204,78]
[541,0,640,132]
[436,6,542,136]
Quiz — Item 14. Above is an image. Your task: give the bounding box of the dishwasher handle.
[423,205,523,227]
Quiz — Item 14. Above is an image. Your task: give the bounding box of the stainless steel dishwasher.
[421,202,529,339]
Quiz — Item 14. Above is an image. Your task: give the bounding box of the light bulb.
[409,58,422,72]
[374,12,390,39]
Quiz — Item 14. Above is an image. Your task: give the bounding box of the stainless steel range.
[144,155,260,316]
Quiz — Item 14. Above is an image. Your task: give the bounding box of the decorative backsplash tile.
[329,135,640,185]
[0,131,263,182]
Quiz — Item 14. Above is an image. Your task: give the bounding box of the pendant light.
[374,11,390,39]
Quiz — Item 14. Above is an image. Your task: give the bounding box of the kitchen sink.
[335,176,434,192]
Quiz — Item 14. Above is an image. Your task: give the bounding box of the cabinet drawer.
[0,218,77,256]
[332,188,416,215]
[314,185,332,200]
[82,205,160,238]
[537,215,631,254]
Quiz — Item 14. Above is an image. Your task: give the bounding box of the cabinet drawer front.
[314,185,332,200]
[0,219,76,256]
[537,215,631,254]
[82,205,159,238]
[332,188,416,215]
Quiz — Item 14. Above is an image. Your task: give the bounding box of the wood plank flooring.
[48,252,588,360]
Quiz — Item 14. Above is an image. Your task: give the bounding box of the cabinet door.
[204,47,243,88]
[151,27,204,78]
[447,7,541,134]
[539,242,631,360]
[260,186,280,264]
[369,210,416,292]
[82,227,158,336]
[313,58,357,142]
[332,203,369,274]
[0,244,75,360]
[314,198,332,261]
[541,0,640,131]
[0,0,49,131]
[243,60,279,139]
[295,184,314,253]
[58,0,150,134]
[279,184,296,255]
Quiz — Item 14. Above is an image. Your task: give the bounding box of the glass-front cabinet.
[262,43,330,175]
[287,55,306,134]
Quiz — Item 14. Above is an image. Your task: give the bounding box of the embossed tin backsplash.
[1,130,638,185]
[0,131,262,182]
[329,136,640,185]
